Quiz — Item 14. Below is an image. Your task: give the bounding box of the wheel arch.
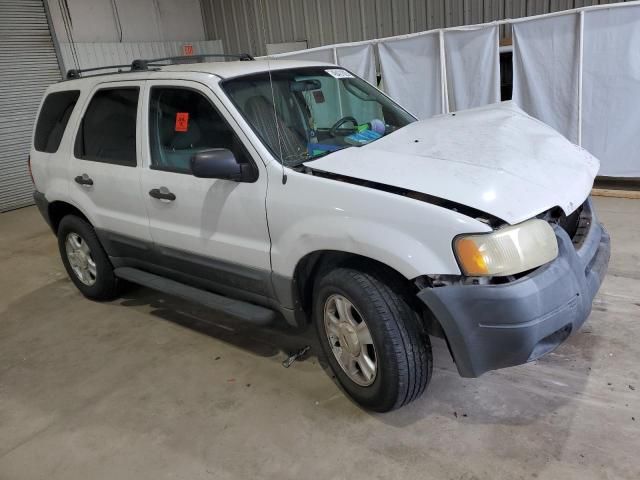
[288,250,418,322]
[48,200,92,233]
[284,250,449,346]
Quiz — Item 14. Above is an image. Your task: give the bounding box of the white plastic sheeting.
[265,2,640,176]
[512,15,581,143]
[336,44,377,86]
[512,3,640,176]
[269,43,376,85]
[582,6,640,177]
[378,33,443,119]
[444,26,501,113]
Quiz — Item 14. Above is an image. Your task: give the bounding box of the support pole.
[578,10,585,147]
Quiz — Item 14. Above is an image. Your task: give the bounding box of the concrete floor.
[0,197,638,480]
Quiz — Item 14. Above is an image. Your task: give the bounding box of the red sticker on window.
[175,112,189,132]
[313,90,325,103]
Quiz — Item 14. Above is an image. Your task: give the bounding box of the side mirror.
[191,148,247,181]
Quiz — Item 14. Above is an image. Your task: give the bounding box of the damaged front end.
[416,198,610,378]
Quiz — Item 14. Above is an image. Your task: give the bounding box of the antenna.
[259,0,287,185]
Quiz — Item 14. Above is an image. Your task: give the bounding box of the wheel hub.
[338,323,360,356]
[65,232,97,286]
[323,293,377,387]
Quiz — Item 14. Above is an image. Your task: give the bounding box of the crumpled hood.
[305,101,599,224]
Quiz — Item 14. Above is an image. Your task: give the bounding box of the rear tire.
[57,215,119,300]
[313,266,432,412]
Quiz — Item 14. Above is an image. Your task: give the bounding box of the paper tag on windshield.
[325,69,354,79]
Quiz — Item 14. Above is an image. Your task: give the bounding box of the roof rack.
[65,52,254,80]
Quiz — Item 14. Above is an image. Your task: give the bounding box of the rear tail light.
[27,155,34,184]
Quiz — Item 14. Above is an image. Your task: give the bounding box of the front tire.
[313,266,432,412]
[57,215,119,300]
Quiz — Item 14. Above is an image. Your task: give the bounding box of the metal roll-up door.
[0,0,61,212]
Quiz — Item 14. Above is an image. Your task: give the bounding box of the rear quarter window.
[34,90,81,153]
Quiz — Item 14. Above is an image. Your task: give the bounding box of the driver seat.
[244,95,307,163]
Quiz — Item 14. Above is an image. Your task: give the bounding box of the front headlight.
[454,219,558,276]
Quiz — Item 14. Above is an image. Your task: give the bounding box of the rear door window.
[34,90,80,153]
[74,88,139,166]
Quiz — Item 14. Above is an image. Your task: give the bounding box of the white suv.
[30,57,610,411]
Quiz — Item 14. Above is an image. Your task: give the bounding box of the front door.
[139,80,272,298]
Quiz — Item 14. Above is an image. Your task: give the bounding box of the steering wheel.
[329,116,358,137]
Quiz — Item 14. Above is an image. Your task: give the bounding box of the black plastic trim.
[94,229,308,326]
[33,190,52,230]
[96,229,270,296]
[114,267,275,325]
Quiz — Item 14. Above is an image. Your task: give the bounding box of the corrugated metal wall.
[0,0,62,212]
[202,0,632,56]
[58,40,225,74]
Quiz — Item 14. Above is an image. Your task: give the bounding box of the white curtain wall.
[335,44,377,85]
[582,6,640,177]
[444,26,501,112]
[265,2,640,177]
[512,5,640,176]
[512,15,582,145]
[377,33,443,119]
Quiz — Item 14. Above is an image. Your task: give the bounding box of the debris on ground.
[282,345,311,368]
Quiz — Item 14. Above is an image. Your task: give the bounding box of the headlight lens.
[454,219,558,276]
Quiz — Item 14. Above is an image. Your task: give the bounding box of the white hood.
[305,102,599,225]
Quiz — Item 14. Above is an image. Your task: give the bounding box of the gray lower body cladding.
[33,191,52,230]
[418,209,610,378]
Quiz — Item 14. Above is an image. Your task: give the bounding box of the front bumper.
[418,200,610,378]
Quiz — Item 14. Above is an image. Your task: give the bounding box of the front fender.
[267,168,491,282]
[271,215,450,280]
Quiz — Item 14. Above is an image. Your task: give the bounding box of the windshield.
[222,67,416,166]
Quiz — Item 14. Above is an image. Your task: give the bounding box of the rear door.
[69,81,152,251]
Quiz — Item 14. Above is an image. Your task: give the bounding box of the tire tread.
[57,215,119,301]
[315,265,432,411]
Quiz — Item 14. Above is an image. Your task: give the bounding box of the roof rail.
[65,52,254,80]
[66,64,131,79]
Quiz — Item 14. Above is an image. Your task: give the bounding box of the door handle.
[149,187,176,201]
[74,174,94,187]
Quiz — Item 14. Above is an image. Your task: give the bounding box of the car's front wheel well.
[48,201,90,233]
[293,251,420,321]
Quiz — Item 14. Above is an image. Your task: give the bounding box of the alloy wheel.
[323,294,377,386]
[65,232,97,286]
